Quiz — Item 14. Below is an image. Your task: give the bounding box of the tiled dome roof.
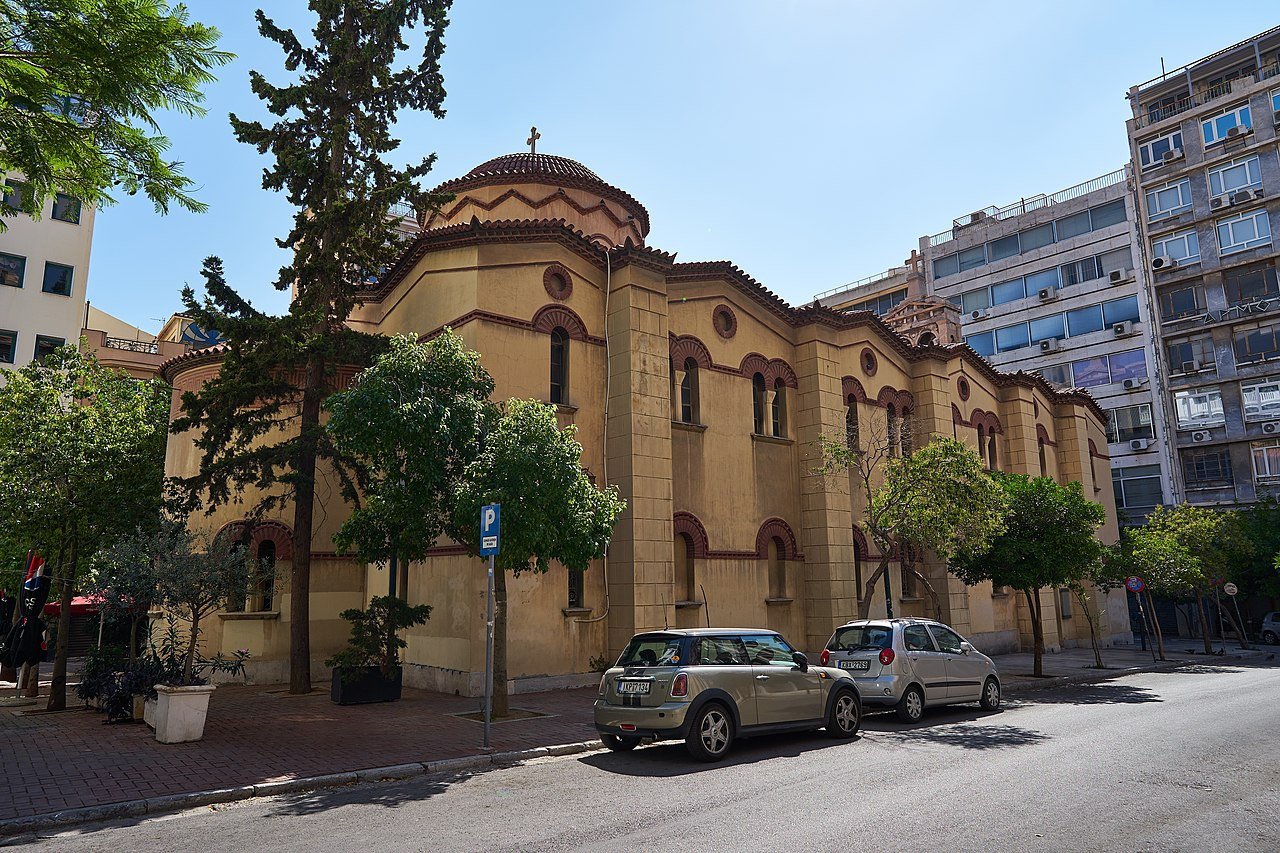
[433,152,650,236]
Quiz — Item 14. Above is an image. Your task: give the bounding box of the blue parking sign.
[480,504,501,556]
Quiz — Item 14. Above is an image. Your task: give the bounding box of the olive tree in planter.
[106,521,261,741]
[326,595,431,705]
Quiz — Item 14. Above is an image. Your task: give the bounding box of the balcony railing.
[1134,74,1261,130]
[927,169,1126,247]
[389,201,416,220]
[104,337,159,354]
[813,265,909,301]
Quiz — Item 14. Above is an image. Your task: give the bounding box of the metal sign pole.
[484,553,495,750]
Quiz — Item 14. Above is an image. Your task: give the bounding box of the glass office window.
[1066,305,1104,336]
[1108,349,1148,383]
[1029,314,1066,343]
[1103,296,1141,326]
[1071,357,1111,388]
[995,323,1030,353]
[990,278,1026,305]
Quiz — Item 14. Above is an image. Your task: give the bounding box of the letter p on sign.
[480,503,501,556]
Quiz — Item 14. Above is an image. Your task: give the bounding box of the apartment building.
[912,171,1172,522]
[0,174,95,369]
[1126,26,1280,507]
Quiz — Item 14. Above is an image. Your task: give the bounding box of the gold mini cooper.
[594,629,862,761]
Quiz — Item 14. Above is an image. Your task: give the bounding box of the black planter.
[330,666,402,705]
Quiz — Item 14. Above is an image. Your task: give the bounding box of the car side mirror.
[792,651,809,672]
[959,641,974,654]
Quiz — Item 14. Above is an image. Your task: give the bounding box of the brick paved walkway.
[0,681,596,823]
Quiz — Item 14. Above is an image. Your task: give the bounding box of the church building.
[162,149,1133,693]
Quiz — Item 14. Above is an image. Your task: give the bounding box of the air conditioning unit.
[1162,147,1184,163]
[1151,255,1178,272]
[1211,194,1229,209]
[1129,439,1150,451]
[1113,320,1136,336]
[1180,359,1204,373]
[1122,377,1149,390]
[1263,421,1280,435]
[1038,287,1058,301]
[1109,268,1134,285]
[1040,338,1061,353]
[1226,124,1252,139]
[1191,430,1212,443]
[1273,109,1280,126]
[970,308,989,320]
[1230,189,1256,205]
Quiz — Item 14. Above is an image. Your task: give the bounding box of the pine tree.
[173,1,453,694]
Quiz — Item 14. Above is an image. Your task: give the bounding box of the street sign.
[480,504,501,556]
[1126,576,1145,593]
[1224,582,1238,596]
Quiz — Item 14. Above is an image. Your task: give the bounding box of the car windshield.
[829,625,892,651]
[617,635,683,668]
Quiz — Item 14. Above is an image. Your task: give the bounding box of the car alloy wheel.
[896,686,924,723]
[699,708,730,756]
[831,692,860,736]
[981,677,1001,711]
[1264,631,1278,645]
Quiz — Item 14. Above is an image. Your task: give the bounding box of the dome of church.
[427,150,650,245]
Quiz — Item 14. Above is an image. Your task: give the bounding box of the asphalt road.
[9,659,1279,852]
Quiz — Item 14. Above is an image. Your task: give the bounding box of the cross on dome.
[526,126,541,154]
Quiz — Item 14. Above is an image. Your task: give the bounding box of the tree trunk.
[858,555,892,619]
[21,661,39,697]
[1219,602,1250,650]
[1195,592,1213,654]
[183,610,201,684]
[1024,588,1045,677]
[910,566,944,622]
[1145,590,1166,661]
[493,563,509,718]
[385,550,398,669]
[1074,587,1105,669]
[46,545,77,712]
[289,352,325,694]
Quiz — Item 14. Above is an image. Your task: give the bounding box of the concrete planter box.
[144,684,216,743]
[331,666,402,705]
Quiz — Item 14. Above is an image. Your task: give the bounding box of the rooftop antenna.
[1160,57,1166,80]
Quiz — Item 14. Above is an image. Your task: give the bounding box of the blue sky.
[88,1,1280,331]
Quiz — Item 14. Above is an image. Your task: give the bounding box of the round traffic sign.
[1125,576,1145,593]
[1224,582,1238,596]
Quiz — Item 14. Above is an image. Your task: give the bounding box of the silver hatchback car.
[821,618,1001,722]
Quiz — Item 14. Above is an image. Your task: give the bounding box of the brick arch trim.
[531,303,591,341]
[876,386,915,413]
[1036,423,1058,447]
[672,511,709,559]
[669,334,713,370]
[738,353,798,388]
[969,408,1003,434]
[214,519,294,561]
[755,517,801,560]
[842,375,870,404]
[852,526,869,561]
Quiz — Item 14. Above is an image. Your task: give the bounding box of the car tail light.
[598,674,607,696]
[879,648,896,667]
[819,649,830,666]
[671,672,688,697]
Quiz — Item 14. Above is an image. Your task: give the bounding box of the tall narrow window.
[680,357,699,424]
[771,379,787,437]
[987,431,998,471]
[549,327,569,405]
[568,567,584,609]
[900,547,918,599]
[1038,439,1048,476]
[845,396,860,451]
[767,538,787,599]
[899,408,913,455]
[887,404,900,457]
[256,540,276,611]
[852,534,864,595]
[752,373,767,434]
[674,534,695,603]
[977,424,988,467]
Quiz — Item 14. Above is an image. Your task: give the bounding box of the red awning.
[43,597,98,617]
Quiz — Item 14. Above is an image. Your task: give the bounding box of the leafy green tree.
[1237,497,1280,599]
[0,0,232,222]
[1069,546,1128,669]
[817,432,1007,619]
[326,330,493,659]
[951,474,1107,677]
[1120,526,1198,660]
[175,0,452,695]
[448,399,625,718]
[0,346,169,709]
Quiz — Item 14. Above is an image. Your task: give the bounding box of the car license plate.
[838,659,870,671]
[617,680,650,694]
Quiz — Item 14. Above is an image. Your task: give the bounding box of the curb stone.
[0,741,603,838]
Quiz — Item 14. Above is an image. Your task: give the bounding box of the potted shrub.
[76,645,125,711]
[326,595,431,705]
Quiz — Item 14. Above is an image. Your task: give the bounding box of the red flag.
[24,551,44,580]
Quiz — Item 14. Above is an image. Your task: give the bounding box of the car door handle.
[755,675,769,680]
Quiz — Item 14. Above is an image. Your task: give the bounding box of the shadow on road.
[579,730,846,777]
[263,770,475,819]
[1010,682,1162,707]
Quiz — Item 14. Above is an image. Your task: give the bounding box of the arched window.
[549,327,569,405]
[674,534,696,603]
[680,357,699,424]
[771,379,787,437]
[845,396,860,451]
[852,531,864,594]
[976,424,987,467]
[256,539,276,612]
[767,537,788,599]
[900,407,913,455]
[900,546,918,599]
[987,430,998,471]
[1038,439,1047,476]
[568,566,584,609]
[917,331,937,347]
[752,373,767,434]
[887,403,900,457]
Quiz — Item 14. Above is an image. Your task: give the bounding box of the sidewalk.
[1,643,1272,831]
[992,643,1269,691]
